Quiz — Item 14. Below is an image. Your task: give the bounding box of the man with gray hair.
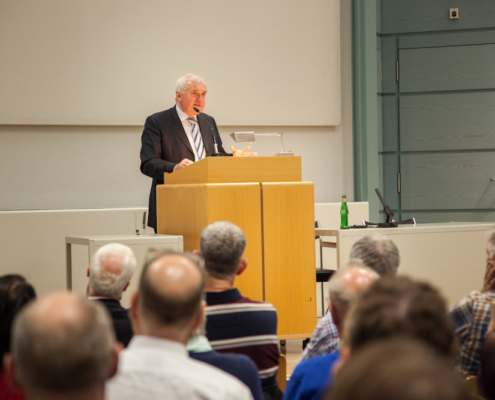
[140,73,255,231]
[3,292,119,400]
[106,250,253,400]
[87,242,137,347]
[301,233,400,361]
[284,267,379,400]
[199,221,281,400]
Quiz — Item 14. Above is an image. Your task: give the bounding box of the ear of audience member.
[323,339,471,400]
[4,292,118,400]
[342,276,455,362]
[0,274,36,399]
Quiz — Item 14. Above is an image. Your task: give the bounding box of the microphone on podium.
[193,107,227,157]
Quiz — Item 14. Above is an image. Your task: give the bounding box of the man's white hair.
[89,243,137,300]
[175,73,207,95]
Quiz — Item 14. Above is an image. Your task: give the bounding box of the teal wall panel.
[400,30,495,49]
[402,210,495,224]
[401,153,495,210]
[382,0,495,34]
[400,92,495,151]
[381,37,396,94]
[382,153,399,210]
[400,44,495,93]
[382,95,397,152]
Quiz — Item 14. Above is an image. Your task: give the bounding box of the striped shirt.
[205,289,280,391]
[450,290,495,376]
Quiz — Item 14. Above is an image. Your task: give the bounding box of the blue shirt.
[283,351,340,400]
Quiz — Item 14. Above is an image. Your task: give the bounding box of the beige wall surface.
[0,0,340,126]
[0,1,354,299]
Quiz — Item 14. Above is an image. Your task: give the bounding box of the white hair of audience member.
[175,73,207,95]
[11,295,115,394]
[89,243,137,300]
[328,267,379,316]
[487,230,495,258]
[349,233,400,276]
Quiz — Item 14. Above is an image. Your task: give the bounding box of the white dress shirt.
[106,335,253,400]
[176,104,203,162]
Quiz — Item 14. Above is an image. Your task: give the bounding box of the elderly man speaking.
[140,73,255,231]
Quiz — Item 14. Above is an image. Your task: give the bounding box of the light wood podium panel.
[262,182,317,338]
[164,157,302,185]
[156,183,263,301]
[156,157,317,337]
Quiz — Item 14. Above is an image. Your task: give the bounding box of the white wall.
[0,1,353,295]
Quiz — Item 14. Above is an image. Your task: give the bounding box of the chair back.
[276,353,287,392]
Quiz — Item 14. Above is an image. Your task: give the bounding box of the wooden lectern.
[156,156,316,338]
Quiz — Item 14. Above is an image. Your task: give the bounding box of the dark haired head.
[344,276,455,357]
[324,339,471,400]
[0,274,36,362]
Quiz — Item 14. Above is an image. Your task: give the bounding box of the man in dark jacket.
[86,243,137,347]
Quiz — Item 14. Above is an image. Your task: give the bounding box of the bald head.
[328,267,379,330]
[11,292,115,394]
[138,251,205,329]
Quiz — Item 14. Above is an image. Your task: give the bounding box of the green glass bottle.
[340,195,349,229]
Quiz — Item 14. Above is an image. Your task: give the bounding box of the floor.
[280,339,305,380]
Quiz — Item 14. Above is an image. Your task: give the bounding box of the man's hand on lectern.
[173,158,193,171]
[231,146,258,157]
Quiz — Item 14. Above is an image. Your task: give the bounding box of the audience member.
[0,274,36,400]
[283,267,379,400]
[188,313,263,400]
[4,292,118,400]
[199,222,280,399]
[478,300,495,399]
[450,230,495,376]
[87,243,137,347]
[301,233,400,361]
[323,339,471,400]
[106,250,253,400]
[339,276,455,372]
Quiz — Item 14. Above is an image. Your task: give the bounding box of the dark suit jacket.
[190,350,263,400]
[96,298,133,347]
[140,106,228,231]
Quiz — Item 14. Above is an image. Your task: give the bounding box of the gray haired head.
[89,243,137,300]
[349,234,400,276]
[200,221,246,279]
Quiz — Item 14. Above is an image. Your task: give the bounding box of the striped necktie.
[187,117,205,160]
